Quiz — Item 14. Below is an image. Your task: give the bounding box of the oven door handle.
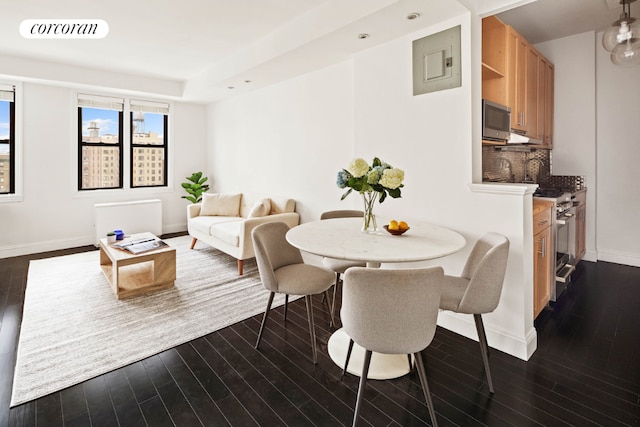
[556,213,574,225]
[556,264,575,283]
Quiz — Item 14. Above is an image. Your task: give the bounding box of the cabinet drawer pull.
[537,236,546,257]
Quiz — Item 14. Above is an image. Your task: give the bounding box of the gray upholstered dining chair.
[439,232,509,394]
[341,266,444,427]
[251,221,335,364]
[320,210,366,323]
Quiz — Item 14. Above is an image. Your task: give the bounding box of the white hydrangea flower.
[347,158,370,178]
[379,168,404,189]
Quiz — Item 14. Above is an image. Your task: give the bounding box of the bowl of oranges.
[384,219,410,236]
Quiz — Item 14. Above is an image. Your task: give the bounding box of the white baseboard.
[597,249,640,268]
[437,311,537,361]
[583,249,597,263]
[0,225,189,259]
[162,223,188,235]
[0,236,94,259]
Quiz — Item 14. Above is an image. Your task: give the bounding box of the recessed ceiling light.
[358,33,369,39]
[406,12,421,20]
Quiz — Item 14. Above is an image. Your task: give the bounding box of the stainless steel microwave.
[482,99,511,141]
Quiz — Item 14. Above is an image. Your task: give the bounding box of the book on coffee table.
[113,237,168,254]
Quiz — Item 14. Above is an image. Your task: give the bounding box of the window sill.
[0,194,23,203]
[72,186,174,199]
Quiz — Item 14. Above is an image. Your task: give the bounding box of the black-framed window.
[130,100,168,188]
[78,94,124,190]
[0,85,15,194]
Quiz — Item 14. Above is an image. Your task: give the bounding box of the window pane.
[81,108,120,144]
[0,100,12,194]
[132,112,165,145]
[131,110,167,188]
[132,147,165,186]
[81,146,120,189]
[79,106,122,190]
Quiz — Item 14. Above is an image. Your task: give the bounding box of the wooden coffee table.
[99,232,176,299]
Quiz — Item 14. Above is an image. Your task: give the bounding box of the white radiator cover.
[94,199,162,245]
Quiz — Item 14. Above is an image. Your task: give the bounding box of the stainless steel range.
[533,187,576,301]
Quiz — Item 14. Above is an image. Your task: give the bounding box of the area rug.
[11,235,286,407]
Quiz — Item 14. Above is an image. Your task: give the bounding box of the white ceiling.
[1,0,471,101]
[1,0,324,81]
[0,0,630,102]
[497,0,628,44]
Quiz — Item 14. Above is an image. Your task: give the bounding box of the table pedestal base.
[327,328,411,380]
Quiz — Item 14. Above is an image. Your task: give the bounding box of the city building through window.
[77,95,169,191]
[0,84,15,194]
[78,94,124,190]
[130,99,168,188]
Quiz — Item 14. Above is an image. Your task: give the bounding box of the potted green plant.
[181,171,210,203]
[106,231,116,244]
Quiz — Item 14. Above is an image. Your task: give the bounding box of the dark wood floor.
[1,241,639,426]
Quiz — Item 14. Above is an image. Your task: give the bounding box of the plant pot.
[107,234,116,243]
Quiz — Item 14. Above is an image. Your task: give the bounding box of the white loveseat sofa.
[187,192,300,275]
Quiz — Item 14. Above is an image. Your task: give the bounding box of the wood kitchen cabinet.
[533,199,554,318]
[539,58,554,148]
[482,16,507,103]
[524,45,540,137]
[506,26,527,133]
[482,16,554,147]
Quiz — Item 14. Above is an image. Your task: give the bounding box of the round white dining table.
[286,217,466,380]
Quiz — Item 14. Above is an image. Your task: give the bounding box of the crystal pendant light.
[603,0,640,66]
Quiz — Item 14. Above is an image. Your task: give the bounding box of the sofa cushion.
[200,193,241,216]
[248,198,271,218]
[190,216,240,236]
[269,196,296,214]
[211,221,242,247]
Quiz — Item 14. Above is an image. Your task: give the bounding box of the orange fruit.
[399,221,409,231]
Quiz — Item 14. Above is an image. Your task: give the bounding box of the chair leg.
[331,273,340,324]
[352,349,372,427]
[342,338,355,377]
[305,295,318,364]
[284,294,289,322]
[407,354,413,372]
[255,292,275,349]
[474,313,494,394]
[323,290,335,328]
[414,351,438,427]
[190,237,197,249]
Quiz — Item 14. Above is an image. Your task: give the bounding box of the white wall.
[535,32,597,263]
[595,36,640,267]
[207,60,355,223]
[536,31,640,267]
[209,11,539,360]
[0,81,208,257]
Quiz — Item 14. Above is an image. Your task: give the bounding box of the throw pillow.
[248,198,272,218]
[200,193,241,216]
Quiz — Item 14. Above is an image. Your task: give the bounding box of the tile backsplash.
[543,175,585,191]
[482,146,551,183]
